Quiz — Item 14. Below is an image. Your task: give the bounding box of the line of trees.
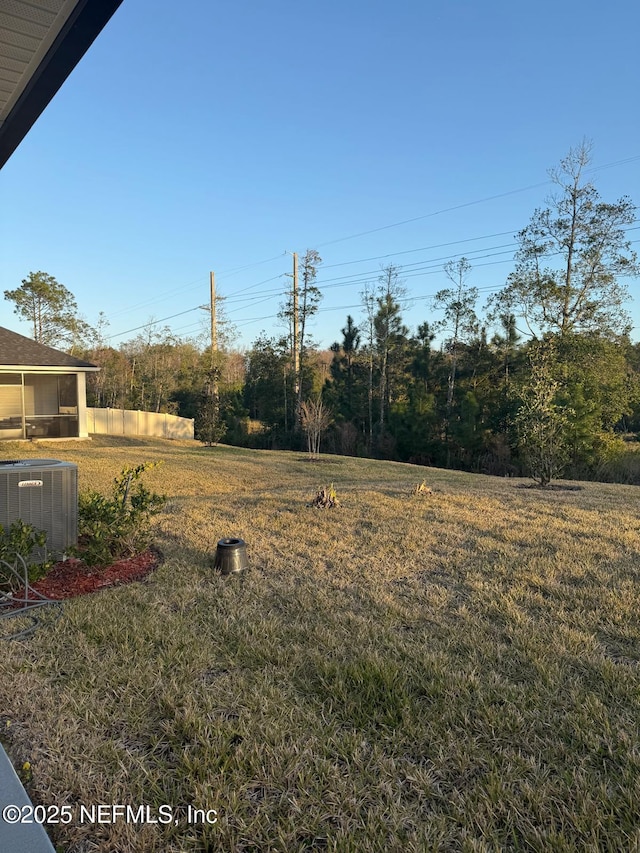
[5,143,640,484]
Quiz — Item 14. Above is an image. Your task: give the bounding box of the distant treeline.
[78,315,640,485]
[8,143,640,483]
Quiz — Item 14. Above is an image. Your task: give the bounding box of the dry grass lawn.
[1,436,640,852]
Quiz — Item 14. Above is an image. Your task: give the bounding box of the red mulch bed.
[21,549,162,601]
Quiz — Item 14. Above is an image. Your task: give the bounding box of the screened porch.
[0,372,83,440]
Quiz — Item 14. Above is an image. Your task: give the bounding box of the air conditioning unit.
[0,460,78,557]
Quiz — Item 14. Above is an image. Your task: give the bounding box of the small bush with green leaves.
[0,520,48,592]
[77,462,166,567]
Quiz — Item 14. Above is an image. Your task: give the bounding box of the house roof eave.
[0,0,125,170]
[0,364,100,373]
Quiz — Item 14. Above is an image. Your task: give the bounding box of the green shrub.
[77,462,166,567]
[0,520,48,592]
[591,436,640,484]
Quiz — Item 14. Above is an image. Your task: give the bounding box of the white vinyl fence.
[86,408,194,440]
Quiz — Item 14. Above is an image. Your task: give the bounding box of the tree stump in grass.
[412,480,432,496]
[310,485,339,508]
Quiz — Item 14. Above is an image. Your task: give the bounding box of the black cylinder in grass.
[214,538,249,575]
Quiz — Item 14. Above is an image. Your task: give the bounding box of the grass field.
[1,436,640,852]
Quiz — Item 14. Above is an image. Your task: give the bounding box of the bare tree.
[300,398,332,460]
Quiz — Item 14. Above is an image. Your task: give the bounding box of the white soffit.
[0,0,81,125]
[0,0,123,168]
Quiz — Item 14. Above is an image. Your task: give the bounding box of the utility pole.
[195,271,223,445]
[208,271,219,400]
[209,271,217,368]
[292,252,299,403]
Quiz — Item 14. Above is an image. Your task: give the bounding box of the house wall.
[77,373,88,438]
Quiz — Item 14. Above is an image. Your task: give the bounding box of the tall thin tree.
[493,141,638,341]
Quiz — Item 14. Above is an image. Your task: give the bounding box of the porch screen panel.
[0,385,21,417]
[24,375,58,415]
[58,375,78,413]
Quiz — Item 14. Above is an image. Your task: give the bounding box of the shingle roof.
[0,327,98,369]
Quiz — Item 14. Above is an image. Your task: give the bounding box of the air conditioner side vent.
[0,460,78,557]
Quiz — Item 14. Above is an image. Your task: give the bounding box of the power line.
[107,274,208,320]
[221,273,287,298]
[100,150,640,341]
[217,221,640,310]
[587,155,640,174]
[216,252,288,278]
[315,183,551,248]
[108,306,203,340]
[107,231,640,341]
[103,153,640,328]
[216,234,640,340]
[106,255,287,322]
[314,152,640,249]
[314,220,640,275]
[218,220,640,306]
[319,229,517,269]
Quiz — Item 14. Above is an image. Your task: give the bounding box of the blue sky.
[1,0,639,351]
